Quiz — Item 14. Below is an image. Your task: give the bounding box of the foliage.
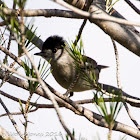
[22,58,51,92]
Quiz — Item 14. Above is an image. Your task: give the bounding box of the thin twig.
[124,103,140,130]
[21,44,74,139]
[73,0,92,45]
[74,19,87,46]
[124,0,140,14]
[0,89,116,113]
[0,45,23,67]
[64,74,79,96]
[111,39,121,88]
[0,108,38,117]
[3,0,16,64]
[112,39,140,130]
[0,98,24,139]
[0,61,37,82]
[19,6,29,140]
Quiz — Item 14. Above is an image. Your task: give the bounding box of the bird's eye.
[52,48,57,53]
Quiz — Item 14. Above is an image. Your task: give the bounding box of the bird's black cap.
[42,35,65,52]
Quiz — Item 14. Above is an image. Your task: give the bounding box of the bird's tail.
[97,65,109,72]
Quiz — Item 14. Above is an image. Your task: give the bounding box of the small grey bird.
[35,35,108,92]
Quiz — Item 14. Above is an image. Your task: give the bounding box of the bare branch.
[124,0,140,14]
[112,39,121,88]
[0,61,37,82]
[1,8,83,18]
[0,67,140,107]
[112,38,140,130]
[53,0,140,27]
[74,19,87,45]
[0,45,23,67]
[0,89,115,112]
[0,98,24,139]
[21,43,75,139]
[124,103,140,130]
[0,125,16,140]
[0,71,140,138]
[0,108,38,117]
[54,0,140,57]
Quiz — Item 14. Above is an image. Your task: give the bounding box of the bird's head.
[35,35,65,62]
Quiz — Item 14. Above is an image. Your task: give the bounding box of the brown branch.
[22,42,75,139]
[0,88,121,110]
[0,125,16,140]
[0,98,24,139]
[0,66,140,107]
[1,6,140,57]
[41,82,140,139]
[1,7,140,27]
[8,8,82,18]
[0,108,38,117]
[112,38,140,130]
[0,61,37,81]
[53,0,140,26]
[0,45,23,66]
[124,103,140,130]
[55,0,140,57]
[112,39,121,88]
[0,89,58,109]
[0,71,140,138]
[74,19,87,46]
[0,89,114,111]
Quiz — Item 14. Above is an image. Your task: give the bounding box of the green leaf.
[19,99,25,114]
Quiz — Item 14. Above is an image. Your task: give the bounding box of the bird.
[35,35,108,94]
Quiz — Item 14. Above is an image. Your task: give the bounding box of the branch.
[0,98,24,139]
[1,4,140,56]
[0,45,23,67]
[0,61,37,82]
[0,89,115,112]
[36,81,140,139]
[53,0,140,26]
[55,0,140,57]
[3,7,140,26]
[112,38,140,130]
[1,8,83,19]
[74,19,87,45]
[0,108,38,117]
[124,0,140,14]
[21,42,74,139]
[0,66,140,107]
[0,125,16,140]
[0,70,140,138]
[124,103,140,130]
[99,83,140,107]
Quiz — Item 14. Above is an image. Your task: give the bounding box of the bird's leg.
[63,74,79,97]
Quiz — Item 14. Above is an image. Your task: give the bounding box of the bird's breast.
[51,60,76,89]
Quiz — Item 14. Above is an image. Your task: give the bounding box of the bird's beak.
[34,52,45,56]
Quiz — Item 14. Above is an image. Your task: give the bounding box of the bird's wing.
[82,55,98,69]
[82,55,108,71]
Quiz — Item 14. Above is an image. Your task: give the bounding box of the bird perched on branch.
[35,35,108,94]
